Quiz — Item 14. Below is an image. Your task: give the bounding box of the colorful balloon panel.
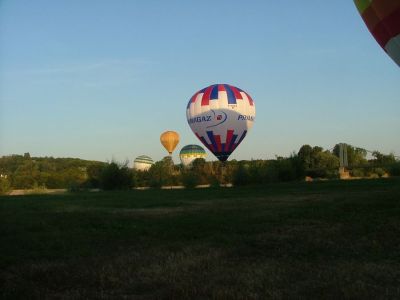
[186,84,255,162]
[179,144,207,167]
[133,155,154,171]
[160,131,180,155]
[354,0,400,67]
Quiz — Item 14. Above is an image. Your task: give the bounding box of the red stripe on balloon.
[371,8,400,48]
[244,92,254,106]
[218,84,225,92]
[214,134,222,153]
[201,86,214,106]
[362,7,380,31]
[361,0,400,31]
[225,130,234,152]
[190,93,198,104]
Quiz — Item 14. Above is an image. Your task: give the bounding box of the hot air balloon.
[160,131,180,155]
[354,0,400,67]
[179,144,207,167]
[186,84,255,162]
[133,155,154,171]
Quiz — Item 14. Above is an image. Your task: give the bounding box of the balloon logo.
[186,84,255,161]
[160,131,180,155]
[354,0,400,67]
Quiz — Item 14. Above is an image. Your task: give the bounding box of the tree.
[148,158,176,188]
[100,161,133,190]
[180,169,199,188]
[12,160,40,188]
[372,151,396,165]
[298,144,313,169]
[0,176,11,195]
[85,163,105,188]
[247,160,266,185]
[191,158,209,185]
[333,144,367,167]
[314,151,339,178]
[232,162,250,186]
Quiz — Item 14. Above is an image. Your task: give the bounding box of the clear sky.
[1,0,399,164]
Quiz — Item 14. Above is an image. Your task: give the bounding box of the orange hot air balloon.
[160,131,180,155]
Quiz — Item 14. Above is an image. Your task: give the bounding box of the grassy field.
[1,179,400,299]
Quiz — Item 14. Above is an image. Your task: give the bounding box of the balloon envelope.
[133,155,154,171]
[186,84,255,161]
[354,0,400,67]
[160,131,180,155]
[179,144,207,167]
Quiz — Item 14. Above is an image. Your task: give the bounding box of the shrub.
[374,168,386,177]
[351,168,365,177]
[181,171,199,189]
[148,161,168,188]
[232,163,250,186]
[100,161,133,190]
[388,162,400,176]
[208,175,220,188]
[0,177,11,195]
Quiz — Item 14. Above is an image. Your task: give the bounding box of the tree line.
[0,144,399,194]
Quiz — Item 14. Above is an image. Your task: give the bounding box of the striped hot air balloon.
[179,144,207,167]
[354,0,400,67]
[186,84,255,162]
[133,155,154,171]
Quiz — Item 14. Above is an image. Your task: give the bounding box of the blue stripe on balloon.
[224,84,237,105]
[210,84,219,100]
[227,133,238,152]
[207,131,218,152]
[236,130,247,146]
[199,136,212,151]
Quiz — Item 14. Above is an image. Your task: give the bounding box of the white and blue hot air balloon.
[133,155,154,171]
[186,84,256,161]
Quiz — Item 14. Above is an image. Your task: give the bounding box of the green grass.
[1,179,400,299]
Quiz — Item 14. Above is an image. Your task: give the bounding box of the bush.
[148,158,179,188]
[0,177,11,195]
[148,161,168,188]
[262,156,304,183]
[232,163,250,186]
[374,168,386,178]
[351,168,365,177]
[181,171,199,189]
[100,161,133,190]
[208,175,220,188]
[388,162,400,176]
[262,161,279,183]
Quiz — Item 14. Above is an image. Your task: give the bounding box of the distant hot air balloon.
[133,155,154,171]
[160,131,180,155]
[354,0,400,67]
[179,144,207,167]
[186,84,255,162]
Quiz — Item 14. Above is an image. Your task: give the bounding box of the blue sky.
[1,0,399,163]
